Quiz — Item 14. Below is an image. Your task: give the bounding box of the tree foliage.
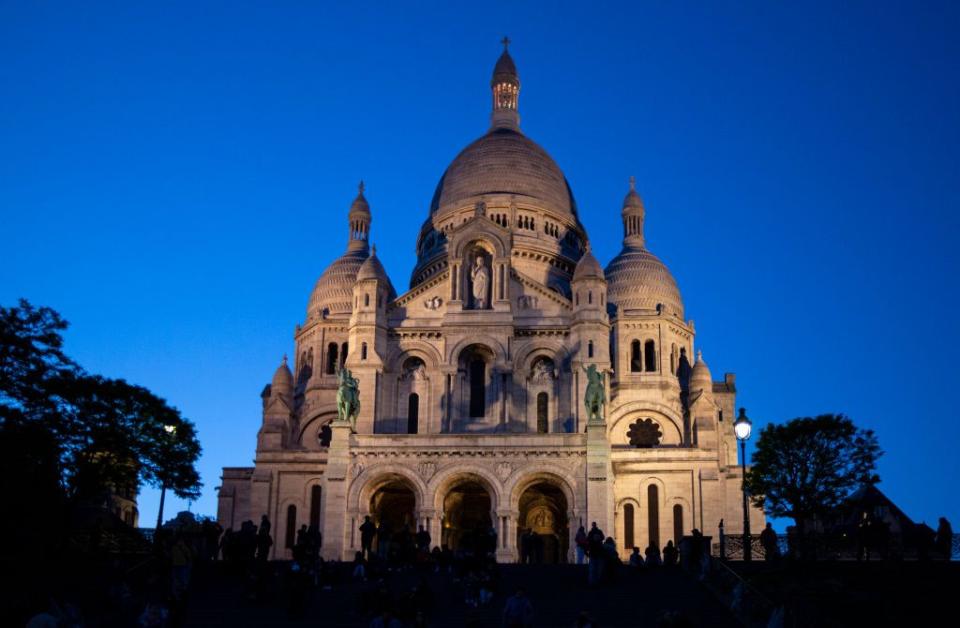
[0,299,202,509]
[744,413,881,530]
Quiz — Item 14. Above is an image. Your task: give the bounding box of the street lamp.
[155,423,177,532]
[734,407,753,561]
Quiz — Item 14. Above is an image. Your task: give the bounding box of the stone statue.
[581,363,605,423]
[335,367,361,431]
[470,254,489,309]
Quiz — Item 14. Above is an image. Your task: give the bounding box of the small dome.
[307,248,369,318]
[492,49,518,83]
[356,248,397,299]
[690,350,712,390]
[429,129,577,217]
[605,247,684,318]
[623,181,644,212]
[572,248,604,282]
[272,356,293,393]
[350,181,370,215]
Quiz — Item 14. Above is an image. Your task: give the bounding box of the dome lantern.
[622,176,646,248]
[347,181,371,252]
[491,37,520,131]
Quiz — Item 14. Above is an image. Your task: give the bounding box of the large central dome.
[429,127,578,217]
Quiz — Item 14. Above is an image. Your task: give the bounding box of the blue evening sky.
[2,1,958,531]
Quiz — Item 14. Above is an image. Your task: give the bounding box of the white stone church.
[217,43,763,562]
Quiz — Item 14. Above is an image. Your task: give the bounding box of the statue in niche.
[402,359,427,381]
[470,254,489,309]
[531,358,555,384]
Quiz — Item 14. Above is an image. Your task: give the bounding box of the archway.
[442,481,493,555]
[517,482,569,563]
[370,480,416,557]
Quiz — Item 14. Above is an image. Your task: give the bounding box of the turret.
[258,356,294,451]
[688,350,718,449]
[572,246,607,323]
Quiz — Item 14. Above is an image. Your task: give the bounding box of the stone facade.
[217,44,764,561]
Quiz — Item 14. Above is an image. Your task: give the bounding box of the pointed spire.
[491,38,520,131]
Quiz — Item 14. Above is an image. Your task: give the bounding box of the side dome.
[572,248,604,282]
[605,247,684,318]
[356,248,397,299]
[429,128,578,217]
[271,356,294,394]
[307,248,368,318]
[689,350,712,391]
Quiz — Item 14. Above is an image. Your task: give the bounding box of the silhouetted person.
[629,546,644,568]
[259,514,271,536]
[935,517,953,560]
[256,527,273,562]
[760,522,779,561]
[587,523,605,585]
[503,587,534,628]
[416,525,431,553]
[360,516,376,559]
[520,529,534,564]
[645,543,662,567]
[575,526,588,564]
[663,540,678,566]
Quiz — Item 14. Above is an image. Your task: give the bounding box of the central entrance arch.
[517,482,569,563]
[442,480,494,555]
[370,479,416,558]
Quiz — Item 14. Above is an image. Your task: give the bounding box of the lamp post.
[155,423,177,532]
[734,407,753,561]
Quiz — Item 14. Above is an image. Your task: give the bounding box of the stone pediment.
[390,270,450,310]
[511,268,572,310]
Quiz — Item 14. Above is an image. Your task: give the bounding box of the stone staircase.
[186,563,739,627]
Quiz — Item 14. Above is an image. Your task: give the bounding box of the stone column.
[321,421,353,560]
[586,418,612,537]
[498,509,519,563]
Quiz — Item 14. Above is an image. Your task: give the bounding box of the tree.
[0,299,202,527]
[744,414,882,536]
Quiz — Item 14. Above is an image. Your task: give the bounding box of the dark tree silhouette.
[0,299,201,520]
[744,413,881,536]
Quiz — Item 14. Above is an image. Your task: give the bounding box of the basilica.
[217,43,763,562]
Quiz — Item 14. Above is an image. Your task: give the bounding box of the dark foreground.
[184,563,737,628]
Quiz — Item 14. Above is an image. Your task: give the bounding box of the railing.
[713,532,960,561]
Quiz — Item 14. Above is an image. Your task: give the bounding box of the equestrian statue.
[582,363,606,424]
[336,367,361,432]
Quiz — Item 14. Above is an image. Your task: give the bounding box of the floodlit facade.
[217,43,764,562]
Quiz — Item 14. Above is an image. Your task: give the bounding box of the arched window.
[670,344,677,375]
[361,342,368,360]
[364,293,370,307]
[673,504,683,544]
[286,504,297,549]
[407,393,419,434]
[587,340,594,359]
[575,292,579,306]
[624,503,635,549]
[469,359,485,418]
[536,392,549,433]
[310,485,322,531]
[588,291,593,304]
[648,485,660,549]
[340,342,348,368]
[318,423,332,447]
[326,343,338,374]
[644,340,657,372]
[630,340,642,373]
